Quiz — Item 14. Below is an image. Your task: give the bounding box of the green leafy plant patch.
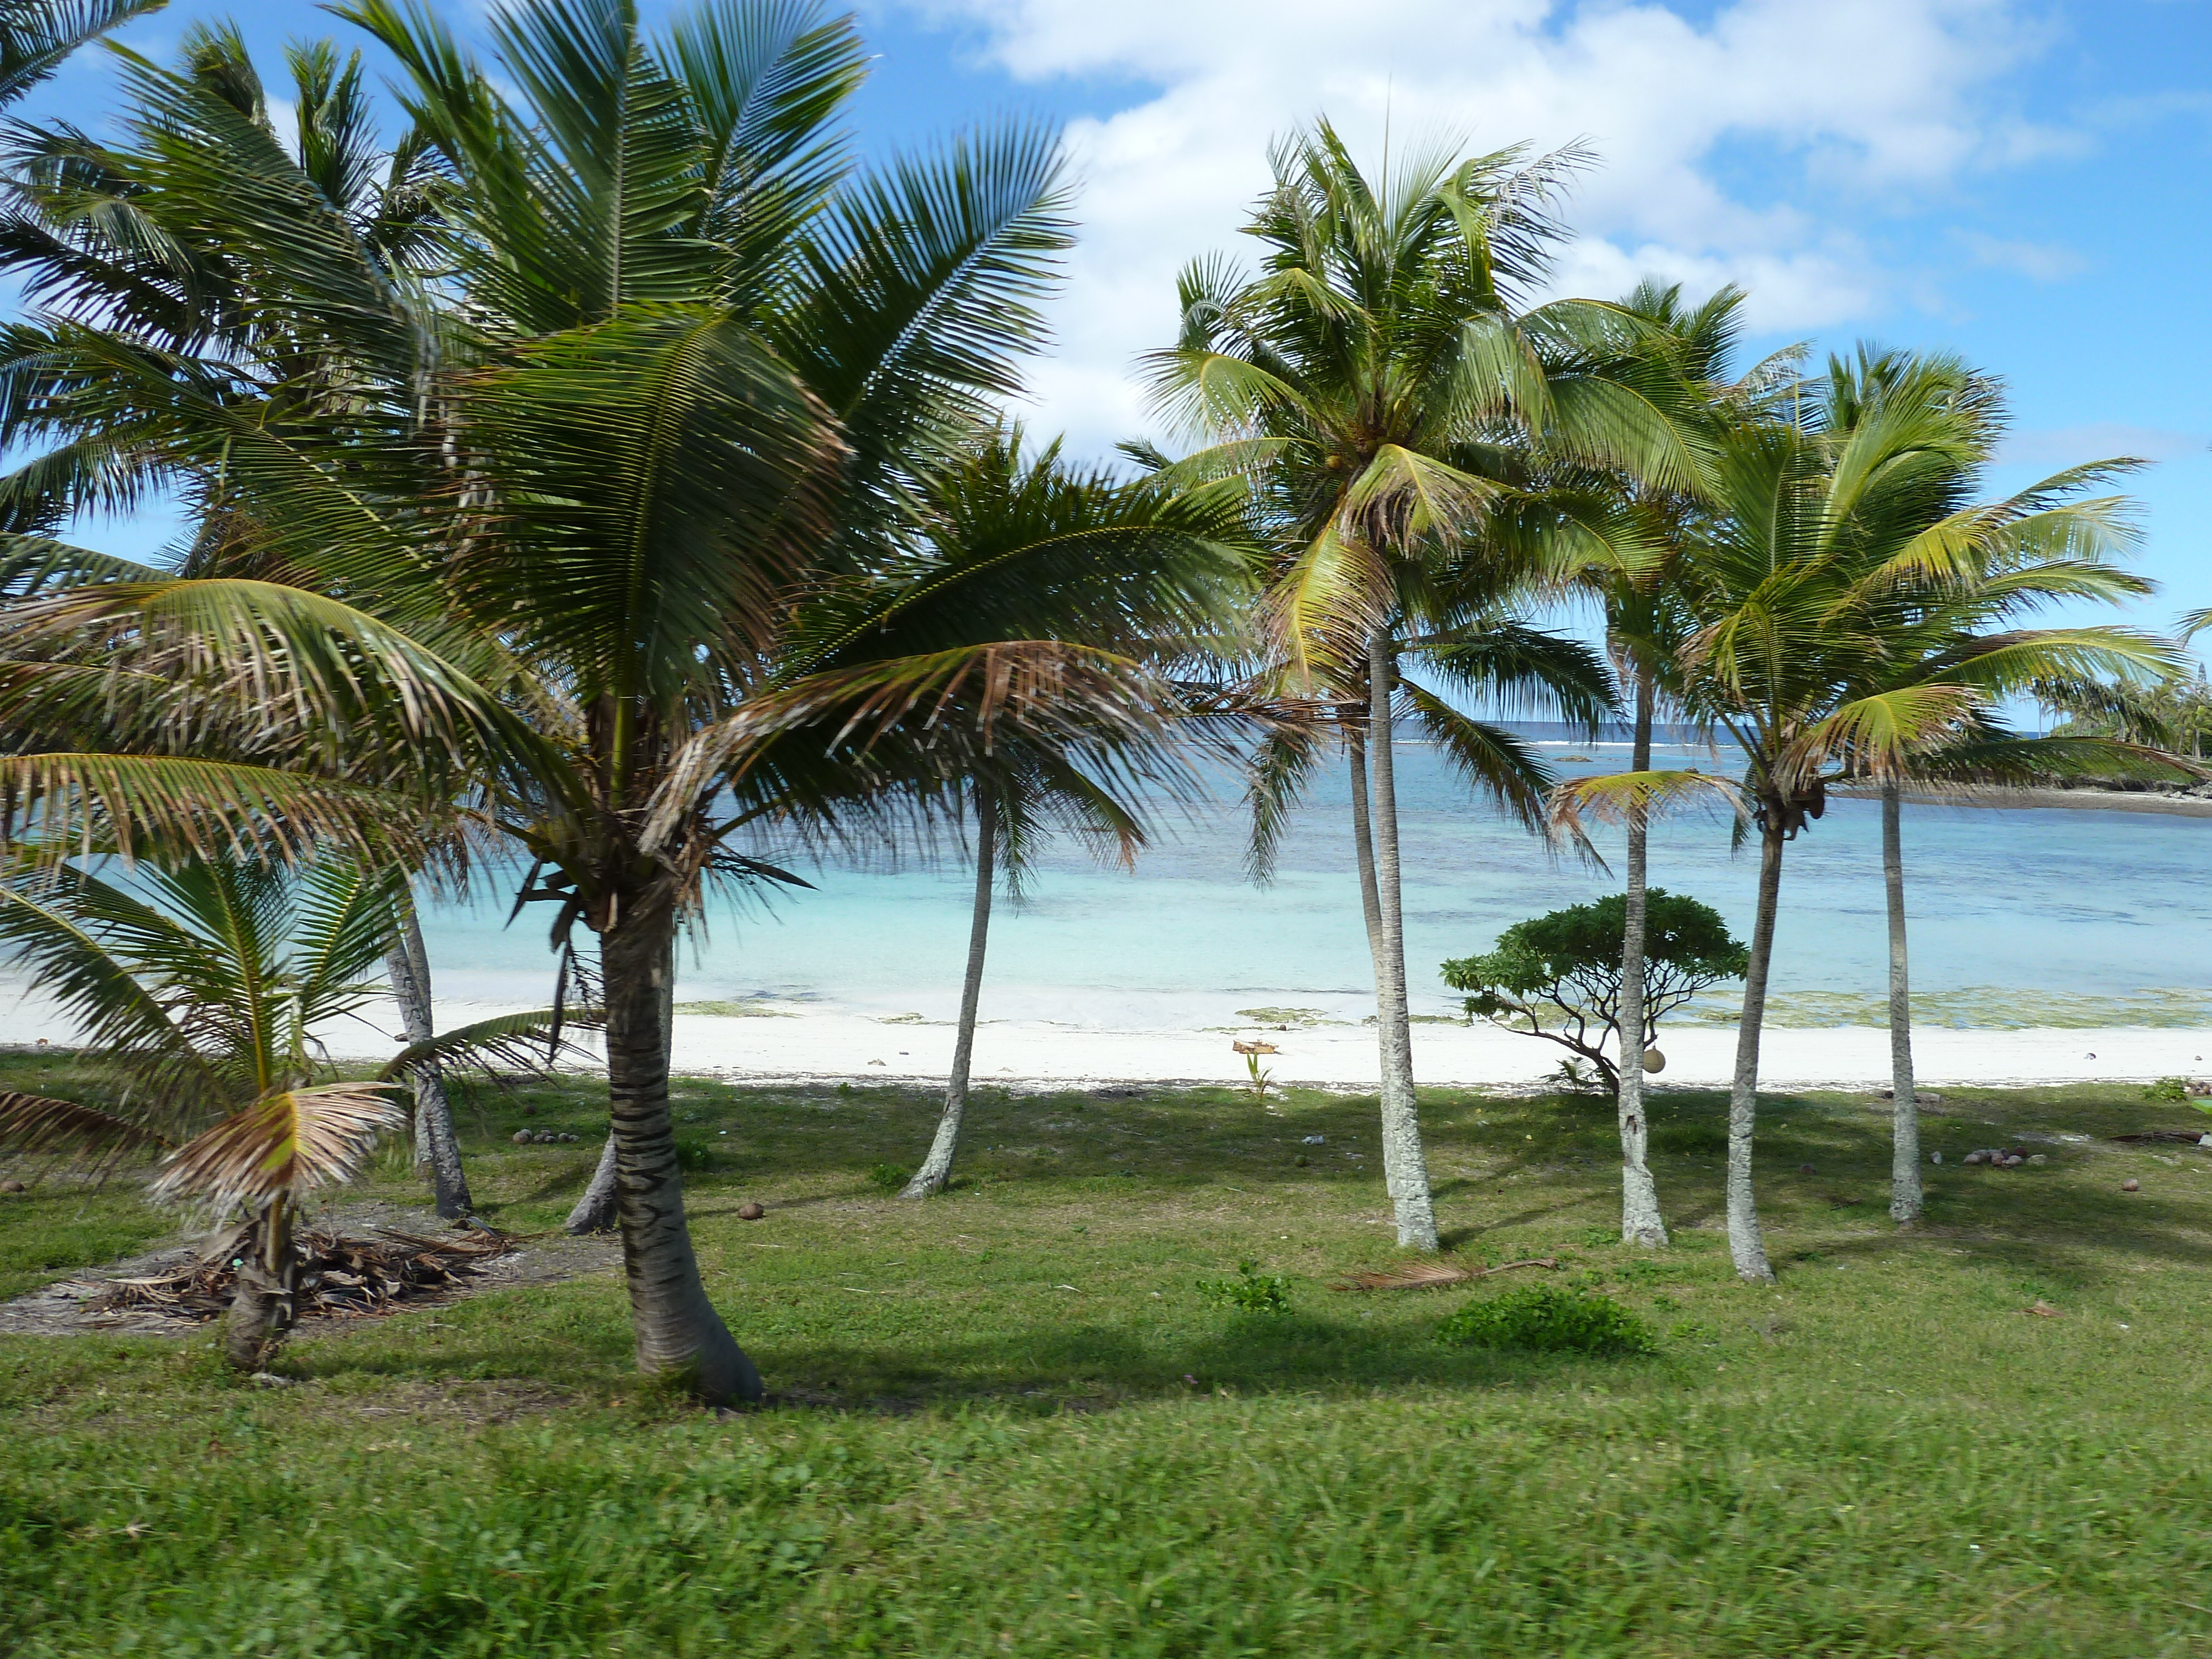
[1196,1259,1293,1314]
[1436,1284,1656,1356]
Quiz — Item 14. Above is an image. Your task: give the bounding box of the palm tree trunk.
[221,1196,298,1371]
[904,792,996,1198]
[1345,730,1392,1197]
[385,902,471,1220]
[599,898,760,1405]
[1727,815,1784,1283]
[567,935,674,1237]
[1616,670,1668,1246]
[569,1133,618,1234]
[1346,732,1388,1001]
[1883,779,1923,1224]
[1365,630,1438,1252]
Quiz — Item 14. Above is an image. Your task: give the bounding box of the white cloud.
[1954,229,2088,282]
[900,0,2070,453]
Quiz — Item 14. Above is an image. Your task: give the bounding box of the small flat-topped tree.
[1442,891,1746,1097]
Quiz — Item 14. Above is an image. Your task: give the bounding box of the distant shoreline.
[1830,784,2212,819]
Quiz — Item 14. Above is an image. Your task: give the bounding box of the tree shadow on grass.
[1635,1086,2212,1292]
[750,1313,1657,1415]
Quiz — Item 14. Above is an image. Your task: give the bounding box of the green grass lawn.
[3,1056,2210,1657]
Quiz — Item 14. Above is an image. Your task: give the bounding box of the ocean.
[413,740,2212,1034]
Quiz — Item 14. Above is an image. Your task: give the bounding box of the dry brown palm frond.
[0,1091,172,1157]
[90,1224,515,1321]
[149,1081,405,1211]
[1333,1255,1559,1291]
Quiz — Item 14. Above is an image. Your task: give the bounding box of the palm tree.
[1671,348,2174,1280]
[888,432,1254,1198]
[1802,350,2188,1227]
[0,0,1237,1403]
[1144,124,1695,1249]
[1553,279,1801,1247]
[2036,660,2212,763]
[0,22,492,1215]
[0,852,575,1368]
[1844,632,2184,1226]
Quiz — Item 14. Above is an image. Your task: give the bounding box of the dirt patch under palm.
[0,1199,620,1338]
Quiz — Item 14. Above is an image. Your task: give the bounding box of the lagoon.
[413,741,2212,1035]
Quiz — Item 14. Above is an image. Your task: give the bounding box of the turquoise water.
[417,742,2212,1029]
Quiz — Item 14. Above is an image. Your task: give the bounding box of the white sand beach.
[5,978,2203,1093]
[669,1008,2212,1092]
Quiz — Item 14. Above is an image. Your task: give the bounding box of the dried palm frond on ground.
[90,1227,515,1322]
[1333,1256,1559,1292]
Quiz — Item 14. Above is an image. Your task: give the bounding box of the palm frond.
[0,0,166,103]
[149,1080,404,1210]
[1243,720,1326,884]
[377,1004,606,1079]
[0,1089,171,1156]
[1547,768,1748,835]
[0,753,439,868]
[1400,681,1559,834]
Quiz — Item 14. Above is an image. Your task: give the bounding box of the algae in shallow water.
[1672,985,2212,1029]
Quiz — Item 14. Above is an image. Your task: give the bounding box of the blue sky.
[25,0,2212,634]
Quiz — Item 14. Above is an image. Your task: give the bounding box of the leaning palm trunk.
[1344,731,1390,1169]
[904,794,997,1198]
[385,904,472,1219]
[1882,780,1923,1223]
[1616,671,1668,1246]
[568,1133,618,1235]
[1364,632,1439,1251]
[221,1196,299,1371]
[600,900,760,1405]
[1726,817,1783,1282]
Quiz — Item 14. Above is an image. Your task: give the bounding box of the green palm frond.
[0,753,439,868]
[1260,520,1389,691]
[0,859,237,1121]
[649,639,1176,848]
[669,0,863,264]
[1547,767,1748,834]
[0,0,166,103]
[1243,721,1326,884]
[377,1004,606,1079]
[1908,734,2201,789]
[0,535,166,597]
[460,307,839,703]
[1410,622,1616,731]
[287,858,406,1029]
[1399,681,1561,834]
[782,118,1072,494]
[1786,685,1988,783]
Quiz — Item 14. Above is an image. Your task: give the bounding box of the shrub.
[1441,890,1747,1097]
[865,1162,908,1193]
[1196,1260,1293,1314]
[2143,1076,2190,1103]
[1436,1284,1656,1356]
